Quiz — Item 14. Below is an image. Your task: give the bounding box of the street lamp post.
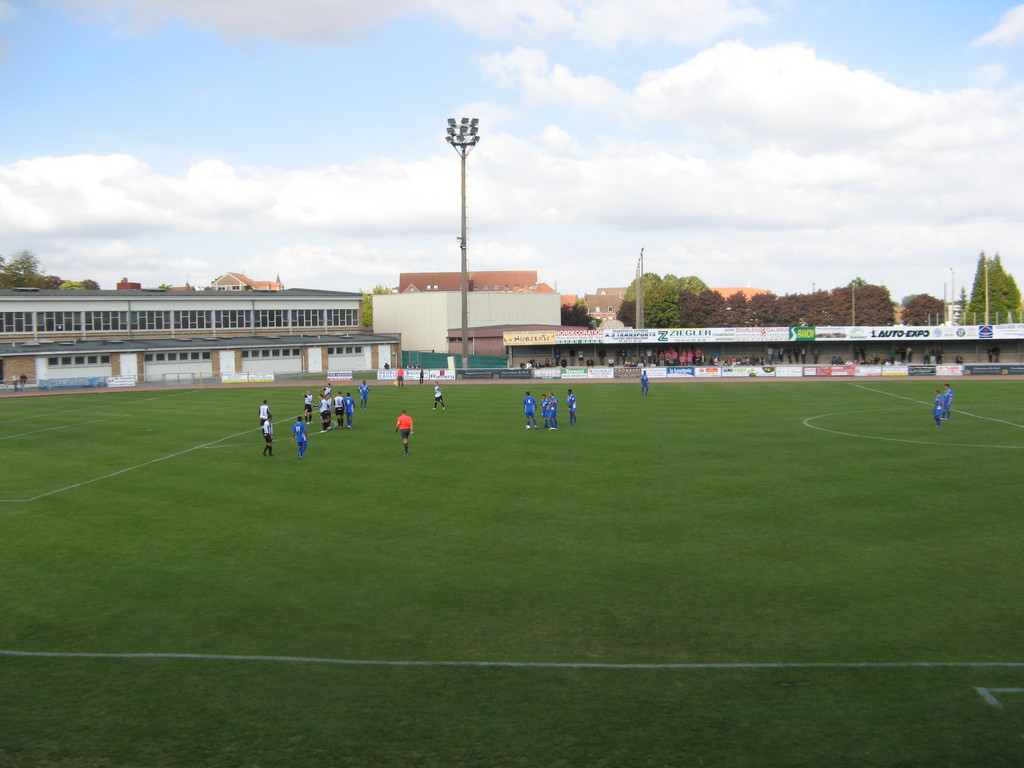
[984,257,990,325]
[445,117,480,370]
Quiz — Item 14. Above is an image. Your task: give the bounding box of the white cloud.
[44,0,772,46]
[972,3,1024,47]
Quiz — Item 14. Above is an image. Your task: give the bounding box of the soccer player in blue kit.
[358,381,370,409]
[567,389,577,425]
[523,391,538,429]
[932,390,944,427]
[343,393,356,428]
[942,383,954,420]
[547,392,558,430]
[640,370,650,396]
[292,417,308,458]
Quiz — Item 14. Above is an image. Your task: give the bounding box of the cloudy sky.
[1,1,1023,302]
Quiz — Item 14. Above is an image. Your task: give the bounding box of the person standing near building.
[932,390,944,427]
[319,394,333,432]
[523,391,538,429]
[640,370,649,396]
[343,392,356,427]
[942,383,954,420]
[395,409,414,456]
[433,384,445,410]
[334,392,346,429]
[303,390,314,423]
[259,399,271,427]
[358,381,370,409]
[292,417,308,459]
[567,389,577,425]
[262,417,274,456]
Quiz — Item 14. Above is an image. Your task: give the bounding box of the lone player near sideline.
[640,370,650,396]
[567,389,577,425]
[942,383,954,420]
[358,381,370,409]
[292,417,308,459]
[434,384,446,409]
[932,390,944,427]
[395,409,414,456]
[262,417,274,456]
[523,391,538,429]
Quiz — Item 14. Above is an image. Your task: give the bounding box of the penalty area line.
[1,650,1023,671]
[0,427,258,503]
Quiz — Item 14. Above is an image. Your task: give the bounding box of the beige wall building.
[373,291,560,352]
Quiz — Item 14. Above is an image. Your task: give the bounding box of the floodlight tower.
[446,117,480,369]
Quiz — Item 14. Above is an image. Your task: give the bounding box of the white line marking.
[0,427,258,503]
[0,414,131,441]
[976,688,1024,708]
[803,410,1024,450]
[0,650,1022,670]
[0,390,199,425]
[851,384,1024,428]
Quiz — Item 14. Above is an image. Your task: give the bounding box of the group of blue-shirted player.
[933,383,954,426]
[523,389,577,430]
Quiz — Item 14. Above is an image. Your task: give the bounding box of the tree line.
[588,253,1021,329]
[0,250,99,290]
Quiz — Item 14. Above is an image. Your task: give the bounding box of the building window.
[0,312,33,333]
[131,311,170,331]
[84,311,129,332]
[291,309,324,328]
[216,309,251,329]
[36,311,82,333]
[47,354,110,367]
[325,309,358,328]
[174,310,212,330]
[255,309,288,329]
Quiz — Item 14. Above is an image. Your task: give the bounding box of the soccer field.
[1,379,1022,767]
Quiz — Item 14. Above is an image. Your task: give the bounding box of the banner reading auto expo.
[503,325,1024,346]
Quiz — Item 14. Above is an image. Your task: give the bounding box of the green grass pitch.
[0,378,1022,767]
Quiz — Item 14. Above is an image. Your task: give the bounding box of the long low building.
[0,288,401,384]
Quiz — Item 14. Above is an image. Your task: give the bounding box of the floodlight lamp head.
[448,118,457,127]
[461,117,470,125]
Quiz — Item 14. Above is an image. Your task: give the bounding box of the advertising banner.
[326,370,354,381]
[694,367,722,378]
[588,367,615,379]
[503,331,556,345]
[39,377,106,390]
[774,366,804,378]
[935,365,964,376]
[964,364,1024,376]
[722,366,775,377]
[908,366,937,376]
[222,372,275,383]
[555,329,604,344]
[105,375,137,388]
[666,367,696,378]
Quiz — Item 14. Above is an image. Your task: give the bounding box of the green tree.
[644,283,683,328]
[1,250,46,288]
[360,284,393,329]
[964,252,1022,323]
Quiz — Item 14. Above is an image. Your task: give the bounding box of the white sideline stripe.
[0,427,257,502]
[0,390,198,425]
[0,414,131,441]
[1,650,1023,670]
[976,687,1024,708]
[852,384,1024,428]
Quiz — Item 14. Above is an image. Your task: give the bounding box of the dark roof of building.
[0,332,398,358]
[0,287,360,300]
